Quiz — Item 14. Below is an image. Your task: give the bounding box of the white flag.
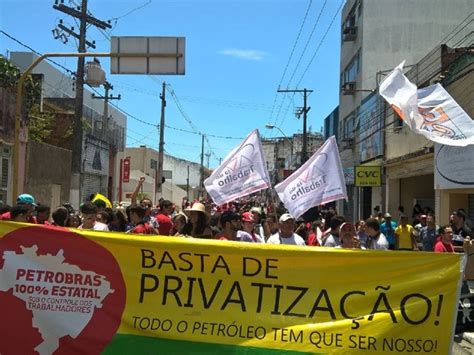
[380,61,474,146]
[204,129,271,205]
[275,136,347,218]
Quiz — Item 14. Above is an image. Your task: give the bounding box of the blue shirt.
[380,220,397,246]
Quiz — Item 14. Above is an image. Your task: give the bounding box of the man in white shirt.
[78,202,109,232]
[365,218,389,250]
[267,213,306,246]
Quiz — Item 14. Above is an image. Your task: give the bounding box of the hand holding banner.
[204,129,271,205]
[275,136,347,218]
[379,61,474,146]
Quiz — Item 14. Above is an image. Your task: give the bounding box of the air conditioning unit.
[343,26,357,41]
[342,81,356,94]
[342,137,355,149]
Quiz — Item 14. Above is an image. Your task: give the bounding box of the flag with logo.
[204,129,271,205]
[275,136,347,218]
[379,61,474,146]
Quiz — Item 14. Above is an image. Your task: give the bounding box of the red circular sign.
[0,225,126,354]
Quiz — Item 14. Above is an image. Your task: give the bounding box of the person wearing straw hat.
[184,202,213,238]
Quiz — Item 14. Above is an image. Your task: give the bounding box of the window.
[342,112,356,139]
[150,159,157,170]
[343,51,361,84]
[342,0,361,41]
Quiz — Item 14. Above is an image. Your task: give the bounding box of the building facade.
[8,52,126,205]
[262,132,324,186]
[339,0,473,221]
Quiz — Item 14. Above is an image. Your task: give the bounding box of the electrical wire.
[268,0,313,125]
[109,0,153,21]
[295,0,345,88]
[285,0,328,88]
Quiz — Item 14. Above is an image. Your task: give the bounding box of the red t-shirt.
[129,222,155,235]
[156,213,173,236]
[0,212,38,224]
[434,240,454,253]
[307,232,320,246]
[216,233,231,241]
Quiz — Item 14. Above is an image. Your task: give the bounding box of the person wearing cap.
[380,213,397,250]
[0,194,38,223]
[451,209,473,247]
[239,212,265,243]
[394,215,418,251]
[216,211,252,242]
[10,204,32,223]
[184,202,212,238]
[266,213,306,246]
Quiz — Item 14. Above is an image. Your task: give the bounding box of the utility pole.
[53,0,111,207]
[157,81,166,198]
[277,88,312,165]
[186,165,190,199]
[199,134,205,198]
[205,152,211,168]
[91,81,121,138]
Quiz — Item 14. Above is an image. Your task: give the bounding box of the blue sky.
[0,0,343,168]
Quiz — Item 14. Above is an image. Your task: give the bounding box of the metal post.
[302,88,308,164]
[157,81,166,196]
[199,134,205,198]
[186,165,190,199]
[69,0,88,207]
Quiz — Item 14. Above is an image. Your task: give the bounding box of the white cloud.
[218,49,267,61]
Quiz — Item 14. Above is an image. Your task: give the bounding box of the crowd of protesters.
[1,182,473,253]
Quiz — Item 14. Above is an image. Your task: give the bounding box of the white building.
[116,146,205,209]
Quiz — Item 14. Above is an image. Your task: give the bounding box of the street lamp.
[265,124,294,169]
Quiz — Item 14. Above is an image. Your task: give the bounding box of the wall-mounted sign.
[355,166,381,186]
[435,144,474,189]
[343,167,354,185]
[122,158,130,183]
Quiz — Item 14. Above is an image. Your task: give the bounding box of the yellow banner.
[0,222,463,354]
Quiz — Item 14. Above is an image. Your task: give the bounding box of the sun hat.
[184,202,210,218]
[250,207,262,215]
